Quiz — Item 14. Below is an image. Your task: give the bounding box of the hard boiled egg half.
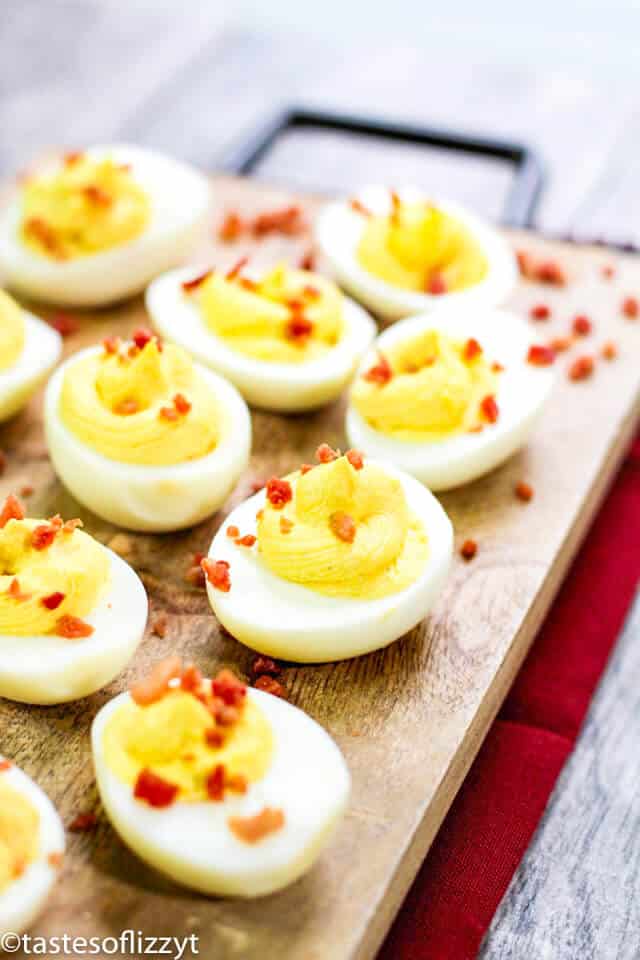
[146,260,376,411]
[0,758,65,936]
[0,288,61,422]
[203,446,452,662]
[0,495,147,704]
[346,307,555,490]
[315,185,517,321]
[0,145,211,307]
[92,659,350,897]
[44,329,251,532]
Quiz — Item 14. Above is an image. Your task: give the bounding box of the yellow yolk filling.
[0,781,39,893]
[351,331,499,440]
[356,200,488,293]
[258,455,428,599]
[103,689,274,801]
[197,265,344,364]
[60,340,220,466]
[0,518,109,636]
[0,290,25,372]
[20,154,150,260]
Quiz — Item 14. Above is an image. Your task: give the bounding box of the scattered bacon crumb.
[480,394,499,424]
[225,256,249,281]
[218,211,244,242]
[173,393,192,415]
[265,477,292,508]
[363,352,392,386]
[460,539,478,561]
[251,656,280,677]
[205,728,224,748]
[130,655,182,706]
[151,612,168,638]
[527,344,555,366]
[181,269,212,292]
[132,327,155,351]
[427,273,447,295]
[279,516,294,534]
[180,664,203,693]
[316,443,340,464]
[516,249,534,276]
[572,314,592,337]
[212,669,247,707]
[601,340,617,361]
[102,336,119,355]
[41,591,65,610]
[185,556,206,588]
[114,398,139,416]
[491,362,505,373]
[226,525,240,538]
[0,495,25,528]
[206,764,226,801]
[7,578,31,602]
[622,296,638,319]
[515,481,534,502]
[228,807,285,844]
[534,259,566,286]
[602,264,616,280]
[0,760,11,771]
[252,205,305,237]
[286,313,314,341]
[254,675,287,699]
[299,464,313,475]
[64,150,83,166]
[31,516,62,550]
[134,769,179,808]
[69,812,98,832]
[235,534,256,547]
[568,355,595,382]
[47,312,78,337]
[549,337,571,353]
[159,407,179,422]
[84,184,112,207]
[299,249,316,271]
[463,338,483,361]
[19,484,34,498]
[48,851,64,868]
[349,198,372,217]
[55,615,93,638]
[529,303,551,321]
[329,511,356,543]
[346,448,364,470]
[201,558,231,592]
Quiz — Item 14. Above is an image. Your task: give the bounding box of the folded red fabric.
[379,435,640,960]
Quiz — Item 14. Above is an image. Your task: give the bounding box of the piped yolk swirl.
[0,780,39,893]
[0,290,25,372]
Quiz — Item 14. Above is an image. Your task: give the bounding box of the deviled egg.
[0,494,147,704]
[44,329,251,532]
[0,146,211,306]
[0,757,65,936]
[315,185,517,320]
[203,446,452,662]
[346,307,554,490]
[146,260,376,411]
[92,658,350,897]
[0,288,62,422]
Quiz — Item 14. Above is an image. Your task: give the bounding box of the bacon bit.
[572,314,592,336]
[181,269,212,292]
[254,675,287,698]
[252,205,305,237]
[25,218,65,258]
[235,534,256,547]
[151,612,168,638]
[212,669,247,707]
[102,336,119,354]
[205,728,224,748]
[463,338,483,362]
[180,664,203,692]
[228,807,285,844]
[265,477,292,509]
[227,773,248,794]
[62,518,82,535]
[303,285,321,301]
[158,405,178,422]
[19,484,34,498]
[83,184,112,207]
[274,515,292,536]
[114,398,139,416]
[225,255,249,280]
[47,312,78,337]
[0,759,11,772]
[130,655,183,706]
[134,769,179,808]
[349,198,372,217]
[329,511,356,543]
[529,303,551,321]
[0,494,25,528]
[206,764,226,801]
[316,443,340,464]
[299,249,316,271]
[491,362,505,373]
[515,481,534,502]
[41,591,65,610]
[286,314,314,341]
[31,516,62,550]
[201,558,231,593]
[460,539,478,561]
[55,615,93,638]
[468,424,484,434]
[7,578,31,602]
[516,249,534,276]
[63,150,83,166]
[131,327,155,351]
[185,553,206,588]
[427,273,447,295]
[601,340,617,361]
[527,344,555,366]
[226,524,240,538]
[173,393,192,416]
[251,656,280,677]
[568,355,595,382]
[69,812,97,832]
[48,851,64,868]
[218,211,244,242]
[238,276,258,292]
[549,336,571,353]
[622,296,638,319]
[480,395,499,424]
[602,264,616,280]
[299,464,313,475]
[363,352,392,386]
[346,448,364,470]
[534,259,566,286]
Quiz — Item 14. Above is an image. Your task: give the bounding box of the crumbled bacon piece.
[134,769,179,808]
[41,591,65,610]
[7,578,31,602]
[55,615,94,638]
[69,812,98,832]
[460,539,478,561]
[251,656,280,677]
[427,273,447,295]
[24,218,64,258]
[102,336,119,354]
[572,314,592,336]
[286,313,314,341]
[31,516,62,550]
[601,340,617,360]
[218,211,244,242]
[480,395,499,424]
[622,296,638,319]
[463,338,483,361]
[235,534,256,547]
[228,807,285,844]
[181,269,213,292]
[206,764,226,801]
[151,612,168,637]
[0,495,25,528]
[568,355,595,382]
[329,511,356,543]
[173,393,192,415]
[316,443,340,463]
[252,205,305,237]
[516,249,534,276]
[515,481,534,502]
[130,655,182,706]
[180,663,203,692]
[201,558,231,592]
[299,249,316,271]
[159,405,178,421]
[0,759,11,772]
[19,484,33,498]
[346,448,364,470]
[212,669,247,707]
[254,676,287,698]
[225,255,249,280]
[534,259,566,286]
[185,553,206,588]
[83,184,111,206]
[63,151,83,166]
[549,337,571,353]
[491,362,505,373]
[299,464,313,475]
[527,344,555,366]
[115,399,139,416]
[602,264,616,280]
[132,327,155,350]
[265,477,292,508]
[349,198,372,217]
[205,728,224,748]
[529,303,551,321]
[363,352,392,386]
[226,525,240,538]
[47,312,78,337]
[279,515,294,534]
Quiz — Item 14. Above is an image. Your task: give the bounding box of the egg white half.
[92,686,350,898]
[0,545,147,704]
[0,311,62,422]
[146,267,377,412]
[346,308,555,491]
[44,347,251,532]
[0,145,212,307]
[315,185,517,320]
[205,462,453,662]
[0,758,65,935]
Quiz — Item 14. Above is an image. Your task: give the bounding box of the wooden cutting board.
[1,176,639,960]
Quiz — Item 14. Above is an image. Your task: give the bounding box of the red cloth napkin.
[379,435,640,960]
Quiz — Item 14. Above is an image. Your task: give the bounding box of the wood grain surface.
[0,175,638,959]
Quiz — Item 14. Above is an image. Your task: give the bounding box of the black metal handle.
[221,106,545,230]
